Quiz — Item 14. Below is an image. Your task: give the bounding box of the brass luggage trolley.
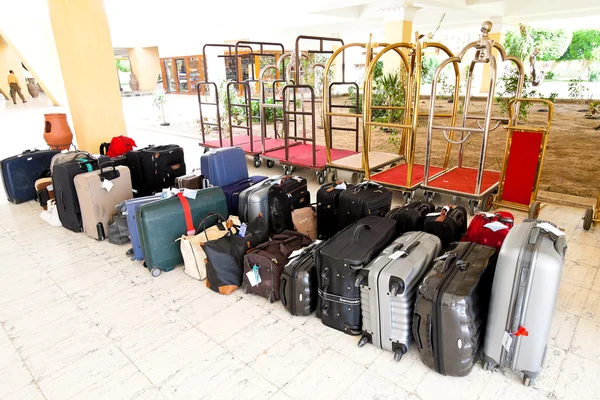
[321,38,407,182]
[493,98,554,218]
[583,196,600,231]
[421,22,525,214]
[360,38,461,202]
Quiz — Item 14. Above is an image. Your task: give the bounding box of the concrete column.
[381,3,419,74]
[47,0,126,152]
[128,46,160,91]
[480,29,505,94]
[0,40,31,101]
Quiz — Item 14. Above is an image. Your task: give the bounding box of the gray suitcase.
[482,220,567,386]
[238,175,284,224]
[356,231,442,361]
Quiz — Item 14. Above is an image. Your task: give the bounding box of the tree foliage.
[503,25,571,86]
[116,59,131,73]
[561,29,600,60]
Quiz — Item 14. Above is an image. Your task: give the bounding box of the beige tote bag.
[292,206,317,240]
[180,215,240,280]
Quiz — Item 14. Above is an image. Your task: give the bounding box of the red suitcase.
[461,211,514,251]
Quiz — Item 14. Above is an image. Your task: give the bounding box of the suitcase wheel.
[393,345,407,362]
[483,361,491,371]
[523,376,533,387]
[266,160,275,168]
[357,336,369,348]
[268,292,275,303]
[151,268,161,277]
[354,274,365,287]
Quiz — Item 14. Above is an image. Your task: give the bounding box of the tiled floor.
[1,95,600,399]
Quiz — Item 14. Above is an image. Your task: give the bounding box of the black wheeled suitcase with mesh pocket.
[316,181,355,240]
[424,205,468,250]
[316,216,396,335]
[126,145,186,197]
[338,181,392,230]
[268,176,310,235]
[385,200,436,236]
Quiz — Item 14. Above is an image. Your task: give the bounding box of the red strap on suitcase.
[176,192,195,235]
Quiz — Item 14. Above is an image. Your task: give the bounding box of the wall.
[0,0,66,106]
[128,46,160,91]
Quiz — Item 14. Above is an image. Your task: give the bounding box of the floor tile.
[250,329,327,388]
[55,262,122,295]
[478,370,550,400]
[0,284,67,323]
[0,361,34,398]
[67,364,154,400]
[5,297,82,340]
[0,338,22,370]
[535,345,567,395]
[37,344,131,400]
[564,242,600,267]
[197,298,267,344]
[570,318,600,363]
[1,383,46,400]
[202,366,278,400]
[158,344,244,400]
[268,391,293,400]
[297,315,345,347]
[221,314,294,364]
[134,328,215,386]
[561,260,598,289]
[548,310,578,351]
[330,333,384,368]
[144,270,207,311]
[337,369,410,400]
[282,349,365,400]
[368,348,429,393]
[554,353,600,400]
[415,364,490,400]
[556,283,590,316]
[176,289,240,327]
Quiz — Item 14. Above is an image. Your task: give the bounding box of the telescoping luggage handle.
[99,161,120,181]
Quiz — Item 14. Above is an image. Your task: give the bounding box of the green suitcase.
[137,187,228,276]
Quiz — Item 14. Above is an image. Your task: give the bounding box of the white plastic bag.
[40,199,62,227]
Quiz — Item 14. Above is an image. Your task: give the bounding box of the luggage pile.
[0,144,567,387]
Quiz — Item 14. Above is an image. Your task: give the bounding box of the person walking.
[7,70,27,104]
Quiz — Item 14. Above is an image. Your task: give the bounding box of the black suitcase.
[52,155,105,232]
[338,181,392,230]
[413,241,496,377]
[424,205,468,250]
[316,216,396,335]
[126,145,185,196]
[1,149,59,204]
[268,176,310,235]
[385,200,435,236]
[316,181,355,240]
[281,240,326,316]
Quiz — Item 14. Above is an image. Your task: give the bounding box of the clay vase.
[27,78,40,98]
[129,73,140,91]
[44,113,73,150]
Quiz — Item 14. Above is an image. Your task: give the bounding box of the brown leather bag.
[243,230,312,302]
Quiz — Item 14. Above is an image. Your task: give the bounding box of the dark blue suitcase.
[125,194,163,260]
[221,176,267,216]
[200,147,248,187]
[1,149,60,204]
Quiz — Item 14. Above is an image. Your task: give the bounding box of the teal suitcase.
[137,187,228,276]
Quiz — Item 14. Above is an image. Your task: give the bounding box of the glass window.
[176,58,188,92]
[163,59,176,92]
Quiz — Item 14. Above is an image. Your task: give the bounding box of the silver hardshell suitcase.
[483,220,567,386]
[238,175,284,225]
[356,231,442,361]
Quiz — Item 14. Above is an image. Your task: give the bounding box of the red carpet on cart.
[426,167,501,195]
[263,144,356,169]
[202,135,253,148]
[371,163,444,188]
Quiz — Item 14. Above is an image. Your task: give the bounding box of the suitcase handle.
[196,212,229,238]
[99,162,120,181]
[280,276,287,307]
[353,224,371,240]
[441,253,458,274]
[413,313,423,349]
[427,314,433,351]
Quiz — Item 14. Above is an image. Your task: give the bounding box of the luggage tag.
[246,265,262,287]
[388,250,407,260]
[479,212,497,218]
[238,223,247,237]
[101,179,114,192]
[161,188,171,198]
[182,189,197,200]
[334,182,347,190]
[484,221,509,232]
[537,222,565,237]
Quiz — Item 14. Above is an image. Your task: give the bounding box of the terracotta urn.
[44,113,73,150]
[27,78,40,98]
[129,73,140,91]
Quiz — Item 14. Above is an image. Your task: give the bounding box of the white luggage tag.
[426,212,441,217]
[288,248,305,259]
[182,188,197,200]
[484,221,509,232]
[388,250,407,260]
[502,331,513,351]
[537,222,565,237]
[479,212,497,218]
[246,265,262,287]
[334,182,347,190]
[101,179,114,192]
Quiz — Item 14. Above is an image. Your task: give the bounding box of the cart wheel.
[584,208,594,231]
[468,200,476,216]
[283,166,290,175]
[403,192,413,204]
[318,172,326,185]
[529,201,542,219]
[268,292,275,303]
[330,172,337,183]
[253,155,262,168]
[423,191,434,203]
[481,195,493,212]
[151,268,161,277]
[266,159,275,168]
[203,147,210,154]
[390,162,398,168]
[126,248,134,256]
[357,336,369,348]
[289,165,296,173]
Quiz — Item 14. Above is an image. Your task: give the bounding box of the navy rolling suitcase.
[221,176,267,216]
[1,149,60,204]
[200,147,248,187]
